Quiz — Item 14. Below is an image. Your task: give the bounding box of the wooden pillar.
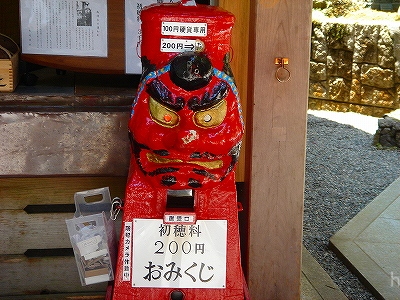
[218,0,250,182]
[246,0,312,299]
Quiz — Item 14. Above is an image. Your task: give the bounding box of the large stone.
[378,26,395,68]
[378,116,397,128]
[352,62,361,79]
[374,110,400,148]
[309,81,328,99]
[361,85,396,107]
[310,62,327,81]
[311,25,328,62]
[349,78,361,103]
[360,65,394,89]
[328,77,351,101]
[390,26,400,64]
[327,49,353,79]
[353,24,379,64]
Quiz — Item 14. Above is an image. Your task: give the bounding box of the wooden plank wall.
[0,111,129,297]
[0,68,133,298]
[246,0,312,299]
[0,177,126,297]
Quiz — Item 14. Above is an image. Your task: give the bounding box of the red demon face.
[129,53,243,190]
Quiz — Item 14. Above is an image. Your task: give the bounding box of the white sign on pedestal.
[132,219,227,288]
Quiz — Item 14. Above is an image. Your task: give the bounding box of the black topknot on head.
[169,52,213,91]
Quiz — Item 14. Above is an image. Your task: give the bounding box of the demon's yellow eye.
[193,99,227,128]
[149,97,180,127]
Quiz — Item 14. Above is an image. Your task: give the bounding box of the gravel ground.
[303,110,400,300]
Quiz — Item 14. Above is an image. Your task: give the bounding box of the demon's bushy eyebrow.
[147,79,184,111]
[188,81,228,111]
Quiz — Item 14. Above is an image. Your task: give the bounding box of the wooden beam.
[0,112,130,176]
[0,177,126,209]
[0,256,108,295]
[218,0,250,183]
[246,0,312,299]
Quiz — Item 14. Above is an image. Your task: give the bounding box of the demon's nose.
[163,129,199,150]
[179,129,199,145]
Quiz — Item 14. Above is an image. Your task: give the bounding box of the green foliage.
[327,23,349,44]
[324,0,363,18]
[313,0,328,9]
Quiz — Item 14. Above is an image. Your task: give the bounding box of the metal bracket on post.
[274,57,291,82]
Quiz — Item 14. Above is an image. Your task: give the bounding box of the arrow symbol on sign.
[184,44,195,50]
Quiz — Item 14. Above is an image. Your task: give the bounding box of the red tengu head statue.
[129,51,243,190]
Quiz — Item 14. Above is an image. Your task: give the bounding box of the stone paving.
[301,246,347,300]
[330,176,400,299]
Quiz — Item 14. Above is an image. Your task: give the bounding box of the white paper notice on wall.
[125,0,181,74]
[20,0,108,57]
